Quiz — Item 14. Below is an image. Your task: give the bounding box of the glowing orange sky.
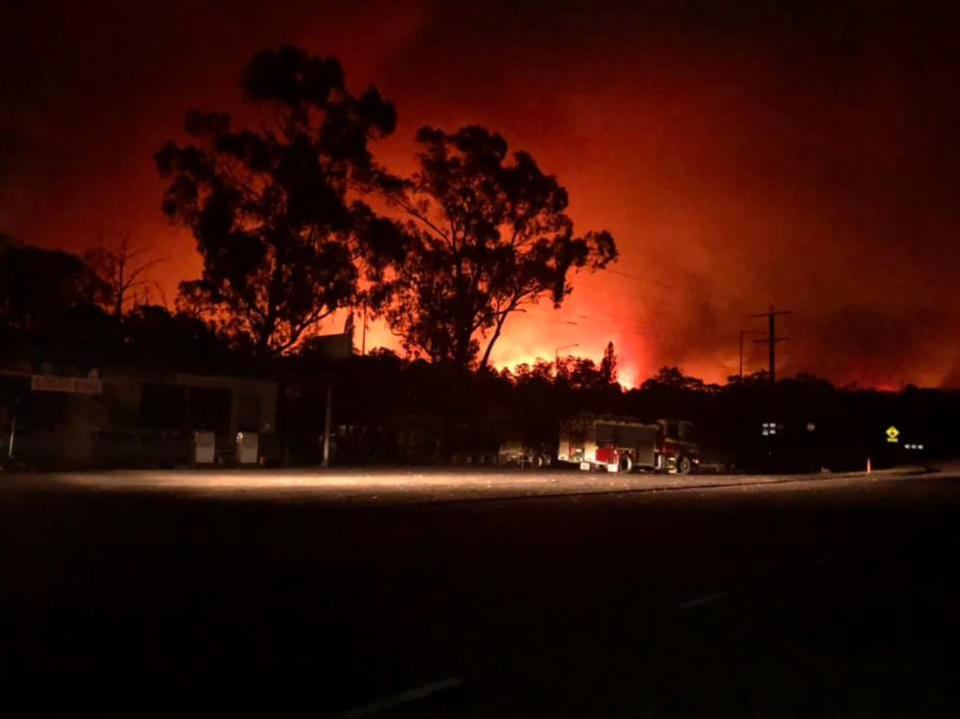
[2,0,959,387]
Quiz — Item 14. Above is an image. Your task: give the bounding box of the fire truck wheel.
[532,454,545,469]
[618,454,633,473]
[677,455,693,474]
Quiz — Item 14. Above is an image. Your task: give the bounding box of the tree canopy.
[374,125,617,368]
[0,237,111,346]
[155,46,397,356]
[600,341,618,385]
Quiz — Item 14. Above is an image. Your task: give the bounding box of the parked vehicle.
[497,439,554,468]
[557,415,700,473]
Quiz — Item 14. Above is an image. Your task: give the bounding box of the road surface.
[1,465,958,715]
[14,463,924,503]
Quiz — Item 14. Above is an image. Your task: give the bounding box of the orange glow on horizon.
[4,2,959,389]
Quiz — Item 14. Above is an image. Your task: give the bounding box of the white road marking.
[679,590,729,610]
[333,676,463,718]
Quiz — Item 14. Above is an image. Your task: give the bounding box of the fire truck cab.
[557,415,700,474]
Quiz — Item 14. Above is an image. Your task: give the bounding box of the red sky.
[2,0,959,387]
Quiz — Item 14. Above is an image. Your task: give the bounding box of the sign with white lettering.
[30,375,103,395]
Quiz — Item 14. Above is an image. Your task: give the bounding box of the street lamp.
[555,343,579,378]
[738,330,762,381]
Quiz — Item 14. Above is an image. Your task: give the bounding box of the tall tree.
[83,235,165,319]
[155,46,397,356]
[376,126,617,368]
[600,341,618,384]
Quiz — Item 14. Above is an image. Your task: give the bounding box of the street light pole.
[739,330,746,381]
[739,329,763,381]
[322,382,332,468]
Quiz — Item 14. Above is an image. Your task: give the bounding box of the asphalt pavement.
[1,465,958,716]
[18,463,926,503]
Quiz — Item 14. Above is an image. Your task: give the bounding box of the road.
[1,465,958,716]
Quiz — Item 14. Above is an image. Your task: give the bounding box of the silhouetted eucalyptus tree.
[155,46,397,356]
[83,235,165,319]
[375,126,617,368]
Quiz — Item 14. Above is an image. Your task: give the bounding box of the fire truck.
[557,415,700,473]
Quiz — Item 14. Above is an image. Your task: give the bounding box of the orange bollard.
[866,457,872,474]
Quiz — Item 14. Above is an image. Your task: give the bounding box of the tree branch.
[389,194,449,243]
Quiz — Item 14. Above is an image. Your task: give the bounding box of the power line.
[738,329,764,381]
[601,266,749,307]
[605,268,676,289]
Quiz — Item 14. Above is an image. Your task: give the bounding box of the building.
[1,361,277,468]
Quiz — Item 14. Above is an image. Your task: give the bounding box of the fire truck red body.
[557,415,700,473]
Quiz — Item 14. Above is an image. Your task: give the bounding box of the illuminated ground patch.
[32,465,928,504]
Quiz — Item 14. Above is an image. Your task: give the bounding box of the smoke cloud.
[2,0,958,386]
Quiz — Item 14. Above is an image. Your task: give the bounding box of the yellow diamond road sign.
[886,426,900,443]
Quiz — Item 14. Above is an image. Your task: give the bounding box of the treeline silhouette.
[153,46,615,367]
[1,234,957,469]
[313,353,959,470]
[0,234,238,374]
[2,45,958,470]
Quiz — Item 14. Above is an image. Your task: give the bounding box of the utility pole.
[750,306,792,385]
[739,330,749,381]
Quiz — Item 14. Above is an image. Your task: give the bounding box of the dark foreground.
[1,467,958,716]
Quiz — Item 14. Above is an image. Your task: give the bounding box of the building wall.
[171,373,277,435]
[96,370,277,435]
[102,374,143,428]
[4,366,278,467]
